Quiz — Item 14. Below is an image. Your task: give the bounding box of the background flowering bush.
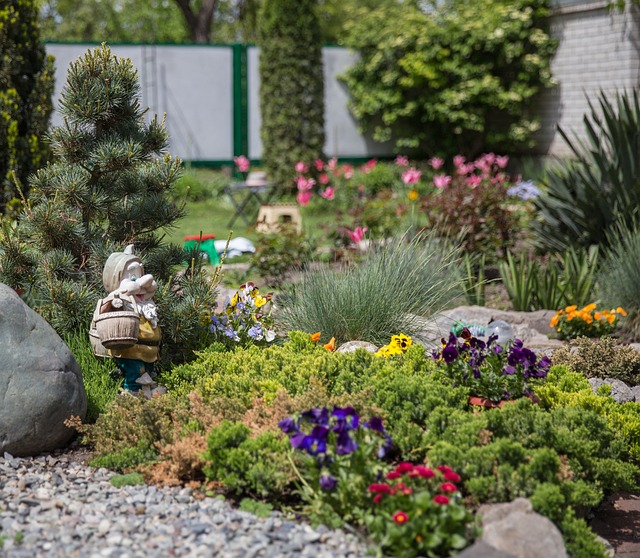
[551,303,626,340]
[279,406,392,527]
[365,462,477,558]
[421,153,527,262]
[432,328,551,403]
[206,282,276,349]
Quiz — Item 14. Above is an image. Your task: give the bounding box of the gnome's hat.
[102,245,143,293]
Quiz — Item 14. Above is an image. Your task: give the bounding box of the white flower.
[265,330,276,342]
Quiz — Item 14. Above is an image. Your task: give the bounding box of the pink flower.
[401,168,422,185]
[342,165,354,179]
[496,155,509,168]
[296,191,312,206]
[328,157,338,171]
[410,465,435,479]
[233,155,250,173]
[347,226,368,244]
[357,184,365,192]
[428,157,444,170]
[319,173,330,185]
[295,161,308,173]
[433,495,450,505]
[453,155,466,168]
[320,187,335,200]
[466,175,482,188]
[395,155,409,166]
[433,175,452,189]
[314,159,325,171]
[296,176,315,192]
[458,163,475,176]
[362,159,377,173]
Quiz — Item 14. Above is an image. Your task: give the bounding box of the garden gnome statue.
[98,245,166,398]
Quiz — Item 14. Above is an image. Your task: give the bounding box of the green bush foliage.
[534,89,640,252]
[551,338,640,386]
[202,421,294,499]
[258,0,324,190]
[0,44,218,365]
[251,224,316,288]
[276,234,464,346]
[340,0,557,158]
[0,0,54,212]
[90,440,158,471]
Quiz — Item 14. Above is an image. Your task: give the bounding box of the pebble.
[0,454,371,557]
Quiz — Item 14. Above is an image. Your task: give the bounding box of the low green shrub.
[551,337,640,385]
[202,421,293,499]
[89,440,158,471]
[110,472,146,487]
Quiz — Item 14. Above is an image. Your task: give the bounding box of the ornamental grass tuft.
[276,233,463,346]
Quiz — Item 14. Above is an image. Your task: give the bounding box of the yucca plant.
[275,234,464,346]
[534,89,640,251]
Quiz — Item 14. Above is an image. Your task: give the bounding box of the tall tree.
[0,44,217,365]
[39,0,189,43]
[258,0,325,190]
[0,0,54,213]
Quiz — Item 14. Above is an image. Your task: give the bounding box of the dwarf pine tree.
[0,44,217,365]
[0,0,55,213]
[258,0,325,191]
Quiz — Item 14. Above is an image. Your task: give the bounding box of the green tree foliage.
[39,0,189,43]
[0,0,54,212]
[340,0,557,158]
[0,44,217,365]
[258,0,325,190]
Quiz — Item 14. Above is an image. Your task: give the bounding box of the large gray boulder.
[0,283,87,456]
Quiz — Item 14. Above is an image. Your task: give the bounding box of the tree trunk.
[174,0,219,43]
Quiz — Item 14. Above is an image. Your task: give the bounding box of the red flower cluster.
[368,462,462,508]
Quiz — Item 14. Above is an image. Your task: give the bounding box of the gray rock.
[335,341,378,354]
[603,377,634,403]
[0,283,87,456]
[588,377,634,403]
[478,498,567,558]
[632,385,640,402]
[457,540,516,558]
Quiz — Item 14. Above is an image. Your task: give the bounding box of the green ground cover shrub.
[551,337,640,386]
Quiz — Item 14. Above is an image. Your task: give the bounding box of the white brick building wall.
[534,1,640,157]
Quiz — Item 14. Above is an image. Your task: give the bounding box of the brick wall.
[534,1,640,157]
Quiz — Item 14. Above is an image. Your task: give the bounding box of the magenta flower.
[342,165,354,179]
[466,175,481,188]
[233,155,250,173]
[295,161,308,173]
[296,176,315,192]
[314,159,325,171]
[319,173,330,185]
[362,159,377,173]
[401,168,422,185]
[453,155,466,168]
[347,226,368,244]
[328,157,338,171]
[320,187,335,200]
[496,155,509,168]
[428,156,444,170]
[296,191,312,206]
[433,175,452,189]
[395,155,409,166]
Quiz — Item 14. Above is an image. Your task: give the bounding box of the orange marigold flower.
[617,307,628,317]
[323,337,337,352]
[550,314,560,328]
[583,303,597,313]
[393,511,409,524]
[310,332,321,343]
[565,305,577,313]
[594,312,602,321]
[606,313,615,324]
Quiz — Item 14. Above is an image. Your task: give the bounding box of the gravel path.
[0,453,371,558]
